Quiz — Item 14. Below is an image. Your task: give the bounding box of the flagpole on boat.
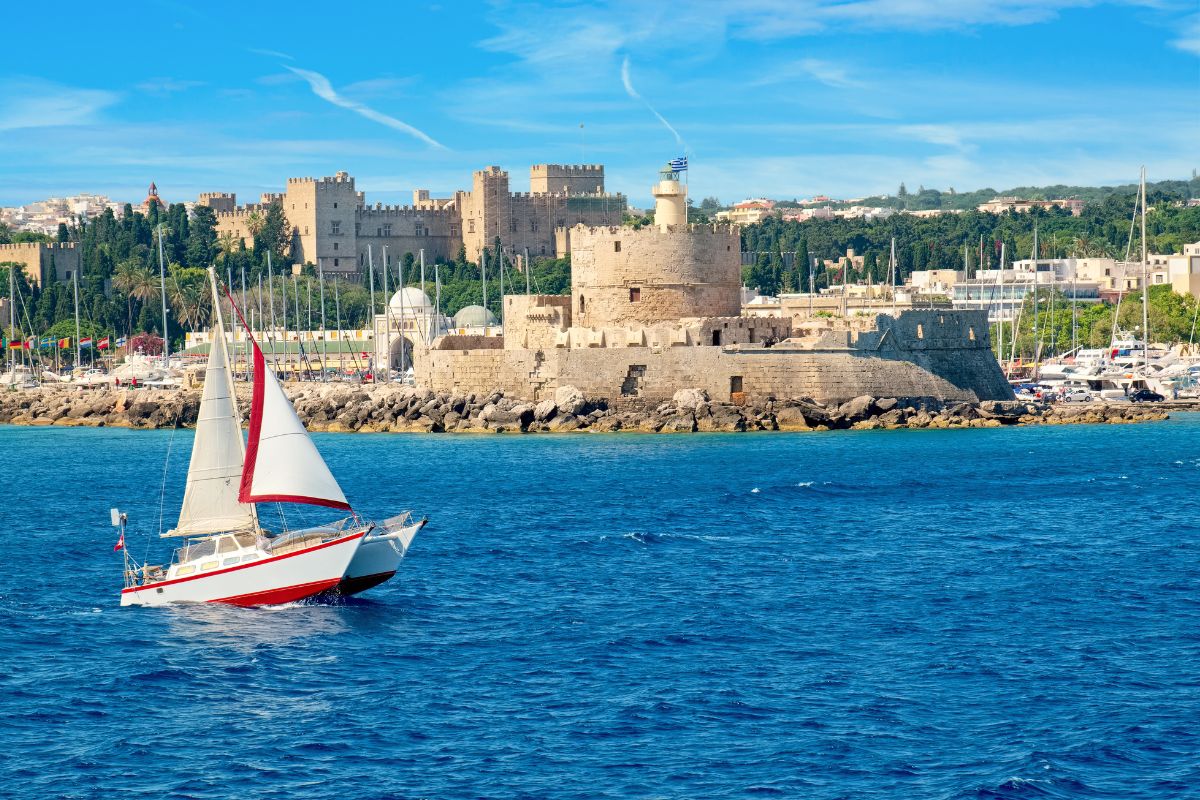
[318,260,328,381]
[1140,166,1150,371]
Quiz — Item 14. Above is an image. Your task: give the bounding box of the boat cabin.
[166,532,263,580]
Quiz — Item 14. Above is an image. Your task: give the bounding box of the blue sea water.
[1,417,1199,799]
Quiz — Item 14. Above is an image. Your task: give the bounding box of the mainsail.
[238,334,350,511]
[173,313,257,536]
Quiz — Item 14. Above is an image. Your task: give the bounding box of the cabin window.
[629,287,641,302]
[200,561,219,572]
[235,532,257,547]
[175,565,196,577]
[223,557,239,567]
[218,537,238,554]
[712,330,722,346]
[242,554,259,563]
[917,324,924,339]
[614,241,622,252]
[184,540,216,561]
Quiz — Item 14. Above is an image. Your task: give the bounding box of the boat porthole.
[157,588,164,593]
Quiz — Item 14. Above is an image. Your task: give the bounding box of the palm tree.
[216,231,238,264]
[112,258,143,334]
[245,211,265,240]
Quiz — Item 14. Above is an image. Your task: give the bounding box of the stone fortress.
[412,166,1014,406]
[200,164,625,279]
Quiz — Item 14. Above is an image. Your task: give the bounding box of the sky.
[1,1,1197,208]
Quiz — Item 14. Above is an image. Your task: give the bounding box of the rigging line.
[155,413,179,547]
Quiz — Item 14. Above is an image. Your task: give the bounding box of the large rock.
[553,385,587,416]
[774,406,812,431]
[533,398,557,422]
[837,395,877,422]
[672,388,709,412]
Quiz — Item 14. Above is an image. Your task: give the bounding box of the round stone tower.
[652,166,686,230]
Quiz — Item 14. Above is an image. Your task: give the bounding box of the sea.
[1,416,1198,799]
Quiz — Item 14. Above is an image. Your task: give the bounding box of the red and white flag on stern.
[113,531,124,552]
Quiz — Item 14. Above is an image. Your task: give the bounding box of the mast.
[1032,224,1039,380]
[398,254,407,371]
[268,253,277,373]
[280,259,289,380]
[998,242,1006,376]
[382,246,391,380]
[240,266,248,381]
[318,261,327,381]
[481,248,488,315]
[367,246,376,382]
[73,269,81,370]
[334,276,344,377]
[498,246,505,327]
[7,264,13,376]
[1140,166,1150,370]
[434,260,441,340]
[889,237,897,316]
[419,249,429,344]
[157,225,170,369]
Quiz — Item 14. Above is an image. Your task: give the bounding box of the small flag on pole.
[58,337,71,349]
[40,336,52,348]
[115,336,127,348]
[113,530,124,552]
[80,337,93,348]
[669,156,688,172]
[98,337,111,350]
[7,340,26,350]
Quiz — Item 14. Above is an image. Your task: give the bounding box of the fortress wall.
[415,310,1012,405]
[0,242,81,286]
[569,224,742,327]
[530,164,605,194]
[504,295,571,351]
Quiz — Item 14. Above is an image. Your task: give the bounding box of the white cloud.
[621,57,685,148]
[1171,13,1200,55]
[284,66,446,150]
[797,59,866,89]
[0,80,119,131]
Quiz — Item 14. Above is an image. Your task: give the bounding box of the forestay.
[173,325,257,536]
[239,340,350,510]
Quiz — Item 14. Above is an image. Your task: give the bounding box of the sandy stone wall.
[569,224,742,327]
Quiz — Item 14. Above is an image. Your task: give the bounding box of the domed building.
[372,287,450,375]
[452,305,498,331]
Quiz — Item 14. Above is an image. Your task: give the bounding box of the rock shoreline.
[0,384,1171,433]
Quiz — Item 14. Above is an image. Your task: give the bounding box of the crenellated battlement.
[531,163,604,174]
[358,203,457,218]
[565,222,740,238]
[286,172,356,187]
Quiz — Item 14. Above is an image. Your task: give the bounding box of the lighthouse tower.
[652,165,686,230]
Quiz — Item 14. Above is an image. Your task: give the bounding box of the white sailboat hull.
[335,519,424,597]
[120,530,365,607]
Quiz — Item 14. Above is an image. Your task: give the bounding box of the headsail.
[172,310,257,536]
[238,329,350,511]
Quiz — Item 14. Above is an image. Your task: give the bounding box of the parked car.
[1061,388,1093,402]
[1130,388,1165,403]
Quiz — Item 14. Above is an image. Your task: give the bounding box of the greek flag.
[669,156,688,172]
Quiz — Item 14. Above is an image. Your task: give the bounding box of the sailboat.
[119,268,368,607]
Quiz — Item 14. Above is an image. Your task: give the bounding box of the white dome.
[388,287,433,314]
[453,305,497,327]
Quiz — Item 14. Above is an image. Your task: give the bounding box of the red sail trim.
[238,339,266,504]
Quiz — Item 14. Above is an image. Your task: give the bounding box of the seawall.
[0,384,1169,433]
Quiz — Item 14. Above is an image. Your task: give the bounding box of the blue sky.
[1,1,1197,208]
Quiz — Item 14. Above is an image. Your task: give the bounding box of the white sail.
[173,324,257,536]
[239,341,350,510]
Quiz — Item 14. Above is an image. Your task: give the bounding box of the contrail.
[285,66,446,150]
[621,57,684,148]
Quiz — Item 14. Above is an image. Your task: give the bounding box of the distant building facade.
[200,164,626,280]
[0,242,81,286]
[977,197,1085,216]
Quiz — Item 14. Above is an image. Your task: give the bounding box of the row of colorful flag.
[3,335,126,351]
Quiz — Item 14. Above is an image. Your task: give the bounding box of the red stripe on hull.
[120,530,364,594]
[214,578,342,607]
[333,570,397,597]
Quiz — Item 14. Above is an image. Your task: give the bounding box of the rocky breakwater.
[0,384,1169,433]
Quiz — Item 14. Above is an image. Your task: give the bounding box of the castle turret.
[652,166,686,230]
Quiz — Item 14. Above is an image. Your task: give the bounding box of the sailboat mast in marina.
[117,267,424,606]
